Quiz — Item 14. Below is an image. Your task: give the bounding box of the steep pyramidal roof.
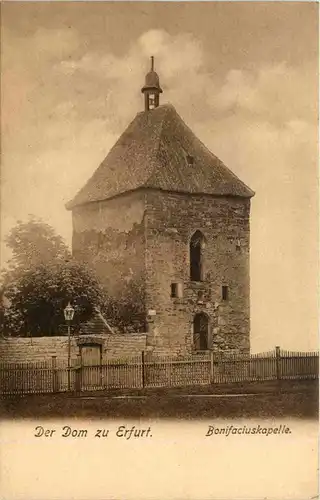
[66,104,254,210]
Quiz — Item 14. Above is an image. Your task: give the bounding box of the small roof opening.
[186,154,194,166]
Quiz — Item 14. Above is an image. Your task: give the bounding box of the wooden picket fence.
[0,348,318,396]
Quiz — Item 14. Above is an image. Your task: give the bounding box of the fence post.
[275,346,281,380]
[210,351,214,384]
[141,351,145,388]
[75,354,82,392]
[51,356,58,393]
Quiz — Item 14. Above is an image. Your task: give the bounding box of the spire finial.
[141,57,162,111]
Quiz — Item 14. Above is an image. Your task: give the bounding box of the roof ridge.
[201,139,255,197]
[174,109,255,197]
[142,104,172,188]
[94,307,115,334]
[65,113,141,210]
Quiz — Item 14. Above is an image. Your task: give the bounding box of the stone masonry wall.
[70,188,251,354]
[72,191,147,331]
[144,190,251,354]
[0,335,147,365]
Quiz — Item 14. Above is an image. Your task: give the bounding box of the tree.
[1,218,105,337]
[100,277,147,333]
[4,216,70,268]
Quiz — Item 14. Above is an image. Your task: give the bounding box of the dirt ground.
[0,379,318,420]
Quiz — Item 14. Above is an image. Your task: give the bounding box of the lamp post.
[64,302,75,391]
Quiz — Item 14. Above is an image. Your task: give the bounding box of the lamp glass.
[64,302,75,321]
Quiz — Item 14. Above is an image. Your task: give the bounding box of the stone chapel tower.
[67,58,255,355]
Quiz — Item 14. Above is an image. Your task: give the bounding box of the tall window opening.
[171,283,183,298]
[148,93,156,109]
[222,285,229,301]
[193,313,209,351]
[190,230,205,281]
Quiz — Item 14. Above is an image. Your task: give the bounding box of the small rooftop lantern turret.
[141,56,163,111]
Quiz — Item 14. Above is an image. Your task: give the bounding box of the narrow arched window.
[193,313,209,351]
[190,230,204,281]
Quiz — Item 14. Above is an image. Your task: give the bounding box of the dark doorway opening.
[193,313,209,351]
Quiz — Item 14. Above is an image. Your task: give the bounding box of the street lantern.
[64,302,75,322]
[64,302,75,391]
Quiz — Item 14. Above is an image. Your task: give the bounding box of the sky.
[1,2,319,352]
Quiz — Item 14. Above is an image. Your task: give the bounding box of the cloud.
[55,29,210,125]
[34,27,79,57]
[139,29,204,75]
[211,62,317,127]
[2,25,81,138]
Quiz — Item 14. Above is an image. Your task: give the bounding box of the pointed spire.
[141,56,163,111]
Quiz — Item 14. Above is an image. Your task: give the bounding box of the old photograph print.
[1,2,319,499]
[0,2,318,422]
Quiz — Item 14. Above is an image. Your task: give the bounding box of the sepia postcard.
[0,1,319,499]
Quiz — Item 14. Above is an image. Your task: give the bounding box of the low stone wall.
[0,334,148,364]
